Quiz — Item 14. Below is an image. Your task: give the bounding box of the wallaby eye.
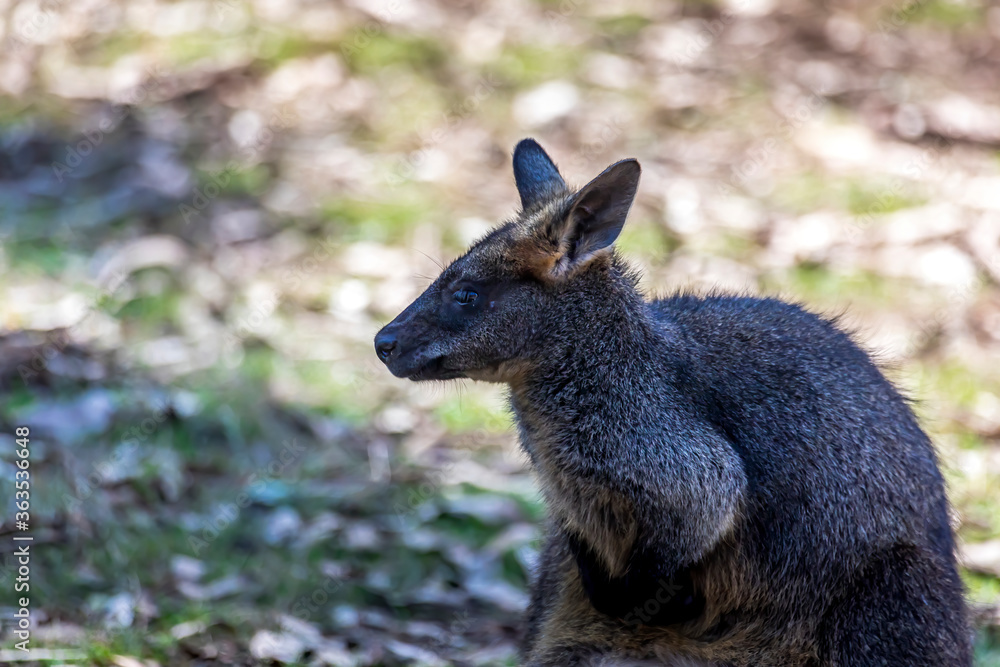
[454,289,479,306]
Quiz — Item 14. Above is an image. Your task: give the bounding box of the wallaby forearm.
[534,422,747,611]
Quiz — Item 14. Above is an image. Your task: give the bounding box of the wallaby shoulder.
[649,292,951,560]
[648,292,857,357]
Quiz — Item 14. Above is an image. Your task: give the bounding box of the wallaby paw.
[569,533,705,627]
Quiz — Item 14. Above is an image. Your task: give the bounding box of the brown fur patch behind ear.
[508,192,622,282]
[509,228,615,282]
[510,234,560,279]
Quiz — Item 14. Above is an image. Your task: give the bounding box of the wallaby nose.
[374,332,397,363]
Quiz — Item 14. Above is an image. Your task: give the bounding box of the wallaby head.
[374,139,641,383]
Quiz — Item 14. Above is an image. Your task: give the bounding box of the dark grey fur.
[374,139,972,666]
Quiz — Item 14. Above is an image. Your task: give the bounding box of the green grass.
[760,264,902,310]
[433,393,511,434]
[489,44,584,86]
[977,626,1000,667]
[770,172,926,218]
[967,572,1000,606]
[594,14,654,41]
[339,31,449,77]
[283,358,383,423]
[72,31,150,67]
[0,384,37,415]
[903,0,985,28]
[254,30,330,68]
[194,163,271,198]
[3,238,72,277]
[165,32,251,67]
[617,218,678,264]
[117,291,181,327]
[913,361,995,413]
[845,179,927,218]
[320,194,439,243]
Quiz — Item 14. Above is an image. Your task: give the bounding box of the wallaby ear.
[547,158,641,275]
[513,138,567,210]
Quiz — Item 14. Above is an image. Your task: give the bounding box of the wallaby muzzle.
[374,289,461,381]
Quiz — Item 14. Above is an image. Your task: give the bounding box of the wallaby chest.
[512,393,638,576]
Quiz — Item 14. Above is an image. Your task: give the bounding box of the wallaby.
[374,139,972,666]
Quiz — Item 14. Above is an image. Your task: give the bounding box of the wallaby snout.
[373,290,460,381]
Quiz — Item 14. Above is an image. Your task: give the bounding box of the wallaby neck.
[508,259,671,421]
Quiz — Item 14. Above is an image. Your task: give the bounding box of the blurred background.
[0,0,999,664]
